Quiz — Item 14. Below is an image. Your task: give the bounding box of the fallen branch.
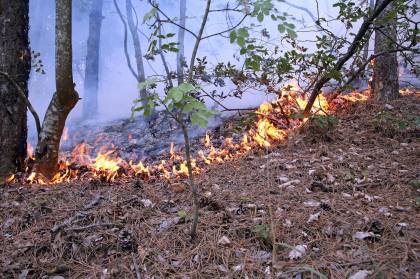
[64,222,119,232]
[0,71,41,138]
[303,0,395,117]
[51,194,102,233]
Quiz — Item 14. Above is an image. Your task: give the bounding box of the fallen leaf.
[288,244,307,260]
[158,217,180,232]
[141,199,154,208]
[232,264,243,272]
[348,270,373,279]
[217,236,231,246]
[307,212,321,223]
[304,199,320,207]
[353,231,378,240]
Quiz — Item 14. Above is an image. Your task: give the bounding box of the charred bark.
[83,0,104,119]
[177,0,187,85]
[35,0,79,179]
[0,0,30,178]
[372,0,399,101]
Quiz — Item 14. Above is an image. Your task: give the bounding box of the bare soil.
[1,94,419,279]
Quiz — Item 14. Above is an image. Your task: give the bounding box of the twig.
[148,0,197,39]
[51,194,102,233]
[64,222,119,232]
[201,14,248,40]
[283,0,317,22]
[188,0,212,82]
[269,206,277,269]
[132,252,142,279]
[0,71,41,139]
[155,16,173,88]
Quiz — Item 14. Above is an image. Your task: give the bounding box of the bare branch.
[283,0,317,22]
[113,0,139,80]
[0,71,41,138]
[188,0,212,82]
[148,0,198,39]
[202,13,248,40]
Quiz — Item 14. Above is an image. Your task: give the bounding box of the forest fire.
[6,89,368,185]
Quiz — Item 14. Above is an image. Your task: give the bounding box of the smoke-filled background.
[27,0,392,144]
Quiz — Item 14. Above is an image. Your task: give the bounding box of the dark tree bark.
[0,0,31,179]
[126,0,147,103]
[372,0,399,101]
[177,0,186,85]
[35,0,79,179]
[83,0,104,119]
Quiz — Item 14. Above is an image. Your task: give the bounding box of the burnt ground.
[0,94,419,279]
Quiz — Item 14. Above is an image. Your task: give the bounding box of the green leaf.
[230,31,237,43]
[191,113,208,128]
[167,87,184,103]
[138,79,156,91]
[257,12,264,22]
[143,7,157,23]
[252,224,269,240]
[237,36,245,47]
[277,24,286,33]
[178,83,195,93]
[287,28,297,39]
[238,27,249,38]
[177,210,188,221]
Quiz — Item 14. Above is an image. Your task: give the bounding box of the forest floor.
[0,93,419,279]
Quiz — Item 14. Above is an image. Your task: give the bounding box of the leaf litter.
[0,93,419,278]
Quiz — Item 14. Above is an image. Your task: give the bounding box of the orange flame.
[10,85,370,185]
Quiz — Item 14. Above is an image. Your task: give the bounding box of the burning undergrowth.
[1,92,418,278]
[7,86,372,185]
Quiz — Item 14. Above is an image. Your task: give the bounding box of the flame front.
[7,86,368,185]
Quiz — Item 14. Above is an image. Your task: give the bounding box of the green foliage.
[177,210,188,222]
[372,110,417,138]
[305,115,338,140]
[312,115,338,130]
[132,82,217,129]
[252,224,269,241]
[143,7,157,23]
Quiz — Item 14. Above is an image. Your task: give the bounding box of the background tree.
[114,0,148,108]
[0,0,31,179]
[83,0,104,119]
[177,0,187,85]
[34,0,79,179]
[372,0,399,101]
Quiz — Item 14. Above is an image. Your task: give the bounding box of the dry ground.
[0,94,419,278]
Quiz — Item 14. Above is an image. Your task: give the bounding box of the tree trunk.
[372,0,399,101]
[35,0,79,179]
[177,0,186,85]
[126,0,147,103]
[83,0,104,119]
[0,0,31,179]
